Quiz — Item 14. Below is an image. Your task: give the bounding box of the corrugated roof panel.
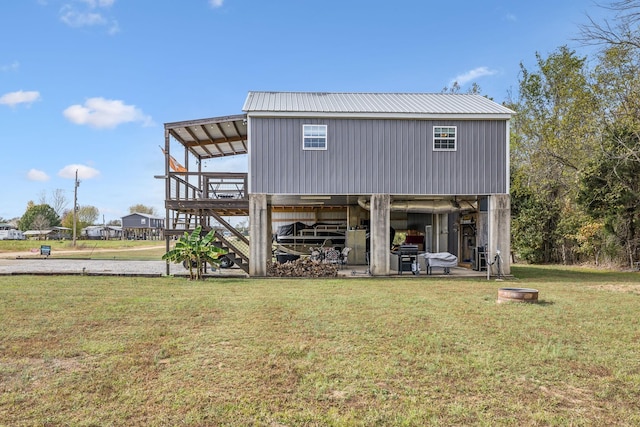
[243,91,515,115]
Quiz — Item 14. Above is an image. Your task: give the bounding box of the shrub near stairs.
[163,226,227,280]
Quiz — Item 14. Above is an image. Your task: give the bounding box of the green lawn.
[1,266,639,426]
[0,240,166,260]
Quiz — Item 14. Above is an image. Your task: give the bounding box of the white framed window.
[433,126,457,151]
[303,124,327,150]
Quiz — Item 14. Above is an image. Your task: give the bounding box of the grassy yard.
[1,266,639,426]
[0,240,165,260]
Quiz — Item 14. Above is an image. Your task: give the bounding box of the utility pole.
[72,170,79,247]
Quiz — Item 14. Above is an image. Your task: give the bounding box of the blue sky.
[1,0,611,222]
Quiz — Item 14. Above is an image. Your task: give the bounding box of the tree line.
[1,190,158,238]
[508,1,640,267]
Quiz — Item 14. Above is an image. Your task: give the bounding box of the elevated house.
[162,91,514,276]
[122,212,164,240]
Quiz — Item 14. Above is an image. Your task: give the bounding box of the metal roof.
[165,114,248,160]
[243,91,515,117]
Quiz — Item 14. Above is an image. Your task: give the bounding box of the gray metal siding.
[250,117,508,195]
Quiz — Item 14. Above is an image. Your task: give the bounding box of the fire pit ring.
[497,287,539,303]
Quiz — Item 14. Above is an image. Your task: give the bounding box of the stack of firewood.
[267,258,339,277]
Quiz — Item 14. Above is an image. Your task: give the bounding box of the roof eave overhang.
[245,111,513,120]
[164,113,247,130]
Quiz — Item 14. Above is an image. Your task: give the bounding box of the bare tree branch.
[577,0,640,48]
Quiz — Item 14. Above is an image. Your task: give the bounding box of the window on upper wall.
[433,126,457,151]
[303,124,327,150]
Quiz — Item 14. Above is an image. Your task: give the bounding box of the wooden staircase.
[210,214,249,274]
[164,172,250,274]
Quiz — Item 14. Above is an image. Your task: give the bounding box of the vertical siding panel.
[385,120,393,193]
[413,121,420,194]
[420,121,428,195]
[477,120,485,194]
[406,120,415,194]
[372,120,380,193]
[487,121,494,193]
[402,120,409,194]
[392,120,400,193]
[426,121,432,194]
[368,121,374,193]
[273,119,280,192]
[287,119,297,193]
[374,120,383,193]
[260,118,268,191]
[387,120,395,193]
[490,121,498,193]
[473,121,481,195]
[462,121,471,195]
[348,120,356,193]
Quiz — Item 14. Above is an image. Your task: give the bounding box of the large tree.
[578,126,640,266]
[508,1,640,266]
[509,46,600,263]
[77,205,99,225]
[129,204,157,216]
[18,203,61,231]
[575,2,640,265]
[60,205,100,237]
[37,189,69,217]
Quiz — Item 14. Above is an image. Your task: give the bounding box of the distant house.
[81,225,123,240]
[121,212,164,240]
[0,223,25,240]
[23,226,71,240]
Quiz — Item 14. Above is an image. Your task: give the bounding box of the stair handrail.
[214,230,249,264]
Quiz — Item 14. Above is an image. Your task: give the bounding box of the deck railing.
[168,172,248,201]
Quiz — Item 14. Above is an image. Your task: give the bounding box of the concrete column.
[249,194,269,277]
[370,194,391,276]
[347,205,361,229]
[488,194,511,275]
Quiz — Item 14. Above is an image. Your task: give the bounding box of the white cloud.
[79,0,115,7]
[450,67,498,86]
[505,13,517,22]
[0,90,41,107]
[0,61,19,72]
[60,6,105,27]
[63,97,153,129]
[107,20,120,35]
[27,169,50,182]
[209,0,224,8]
[59,0,119,33]
[58,164,101,180]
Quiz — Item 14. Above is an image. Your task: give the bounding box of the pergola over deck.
[165,114,248,160]
[163,114,249,222]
